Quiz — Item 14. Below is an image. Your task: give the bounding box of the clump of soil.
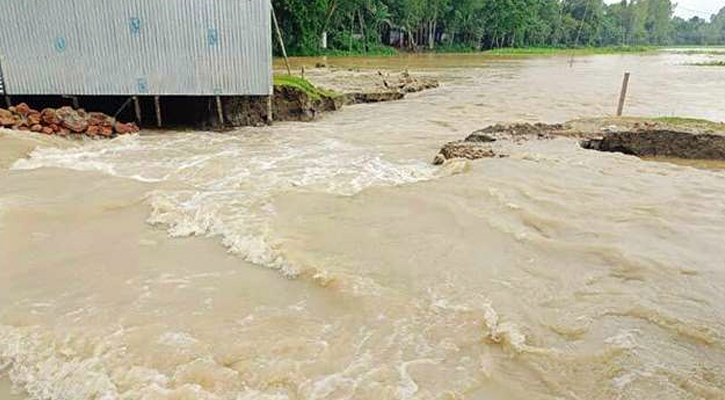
[272,84,343,122]
[581,129,725,159]
[434,123,569,164]
[472,123,569,141]
[343,71,439,105]
[0,103,139,138]
[266,71,438,125]
[344,91,405,104]
[292,68,439,104]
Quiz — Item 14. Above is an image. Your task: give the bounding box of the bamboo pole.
[215,96,224,127]
[133,96,142,124]
[616,72,631,117]
[271,6,291,75]
[154,96,162,127]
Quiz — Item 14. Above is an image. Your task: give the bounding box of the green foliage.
[271,0,725,56]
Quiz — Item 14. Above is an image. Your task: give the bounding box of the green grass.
[283,44,660,58]
[653,116,725,131]
[482,46,657,56]
[689,61,725,66]
[432,44,479,54]
[273,75,339,100]
[320,45,399,57]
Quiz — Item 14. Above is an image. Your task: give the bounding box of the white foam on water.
[0,293,504,400]
[10,132,444,277]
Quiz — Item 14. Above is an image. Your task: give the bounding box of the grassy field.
[281,45,661,58]
[481,46,657,56]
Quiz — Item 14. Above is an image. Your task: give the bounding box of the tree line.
[271,0,725,55]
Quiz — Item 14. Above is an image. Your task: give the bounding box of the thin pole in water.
[617,72,631,117]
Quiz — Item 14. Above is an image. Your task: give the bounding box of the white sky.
[606,0,724,20]
[671,0,724,19]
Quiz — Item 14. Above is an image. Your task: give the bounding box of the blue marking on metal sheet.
[137,78,148,93]
[54,36,67,53]
[129,17,141,35]
[207,28,219,47]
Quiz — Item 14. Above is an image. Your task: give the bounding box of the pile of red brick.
[0,103,140,138]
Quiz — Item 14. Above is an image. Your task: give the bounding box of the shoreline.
[274,45,677,62]
[434,117,725,166]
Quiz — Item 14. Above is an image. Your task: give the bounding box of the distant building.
[0,0,272,97]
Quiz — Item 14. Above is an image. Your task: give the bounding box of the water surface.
[1,51,725,400]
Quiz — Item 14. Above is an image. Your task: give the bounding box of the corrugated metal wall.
[0,0,272,96]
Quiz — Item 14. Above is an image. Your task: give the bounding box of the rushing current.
[1,50,725,400]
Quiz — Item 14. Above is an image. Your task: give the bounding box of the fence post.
[616,72,631,117]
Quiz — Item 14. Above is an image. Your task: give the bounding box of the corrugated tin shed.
[0,0,272,96]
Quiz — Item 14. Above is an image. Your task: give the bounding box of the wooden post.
[72,96,80,109]
[271,6,291,75]
[4,96,11,108]
[215,96,224,127]
[154,96,162,127]
[133,96,142,124]
[266,95,273,124]
[616,72,631,117]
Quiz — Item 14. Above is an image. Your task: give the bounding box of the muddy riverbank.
[0,70,439,135]
[434,117,725,164]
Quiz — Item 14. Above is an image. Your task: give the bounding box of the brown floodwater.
[1,51,725,400]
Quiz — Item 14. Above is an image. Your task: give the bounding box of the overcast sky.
[605,0,724,20]
[670,0,724,19]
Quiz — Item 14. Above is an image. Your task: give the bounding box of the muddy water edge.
[1,51,725,400]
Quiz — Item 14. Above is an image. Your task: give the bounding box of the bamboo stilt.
[215,96,224,127]
[133,96,142,124]
[154,96,162,127]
